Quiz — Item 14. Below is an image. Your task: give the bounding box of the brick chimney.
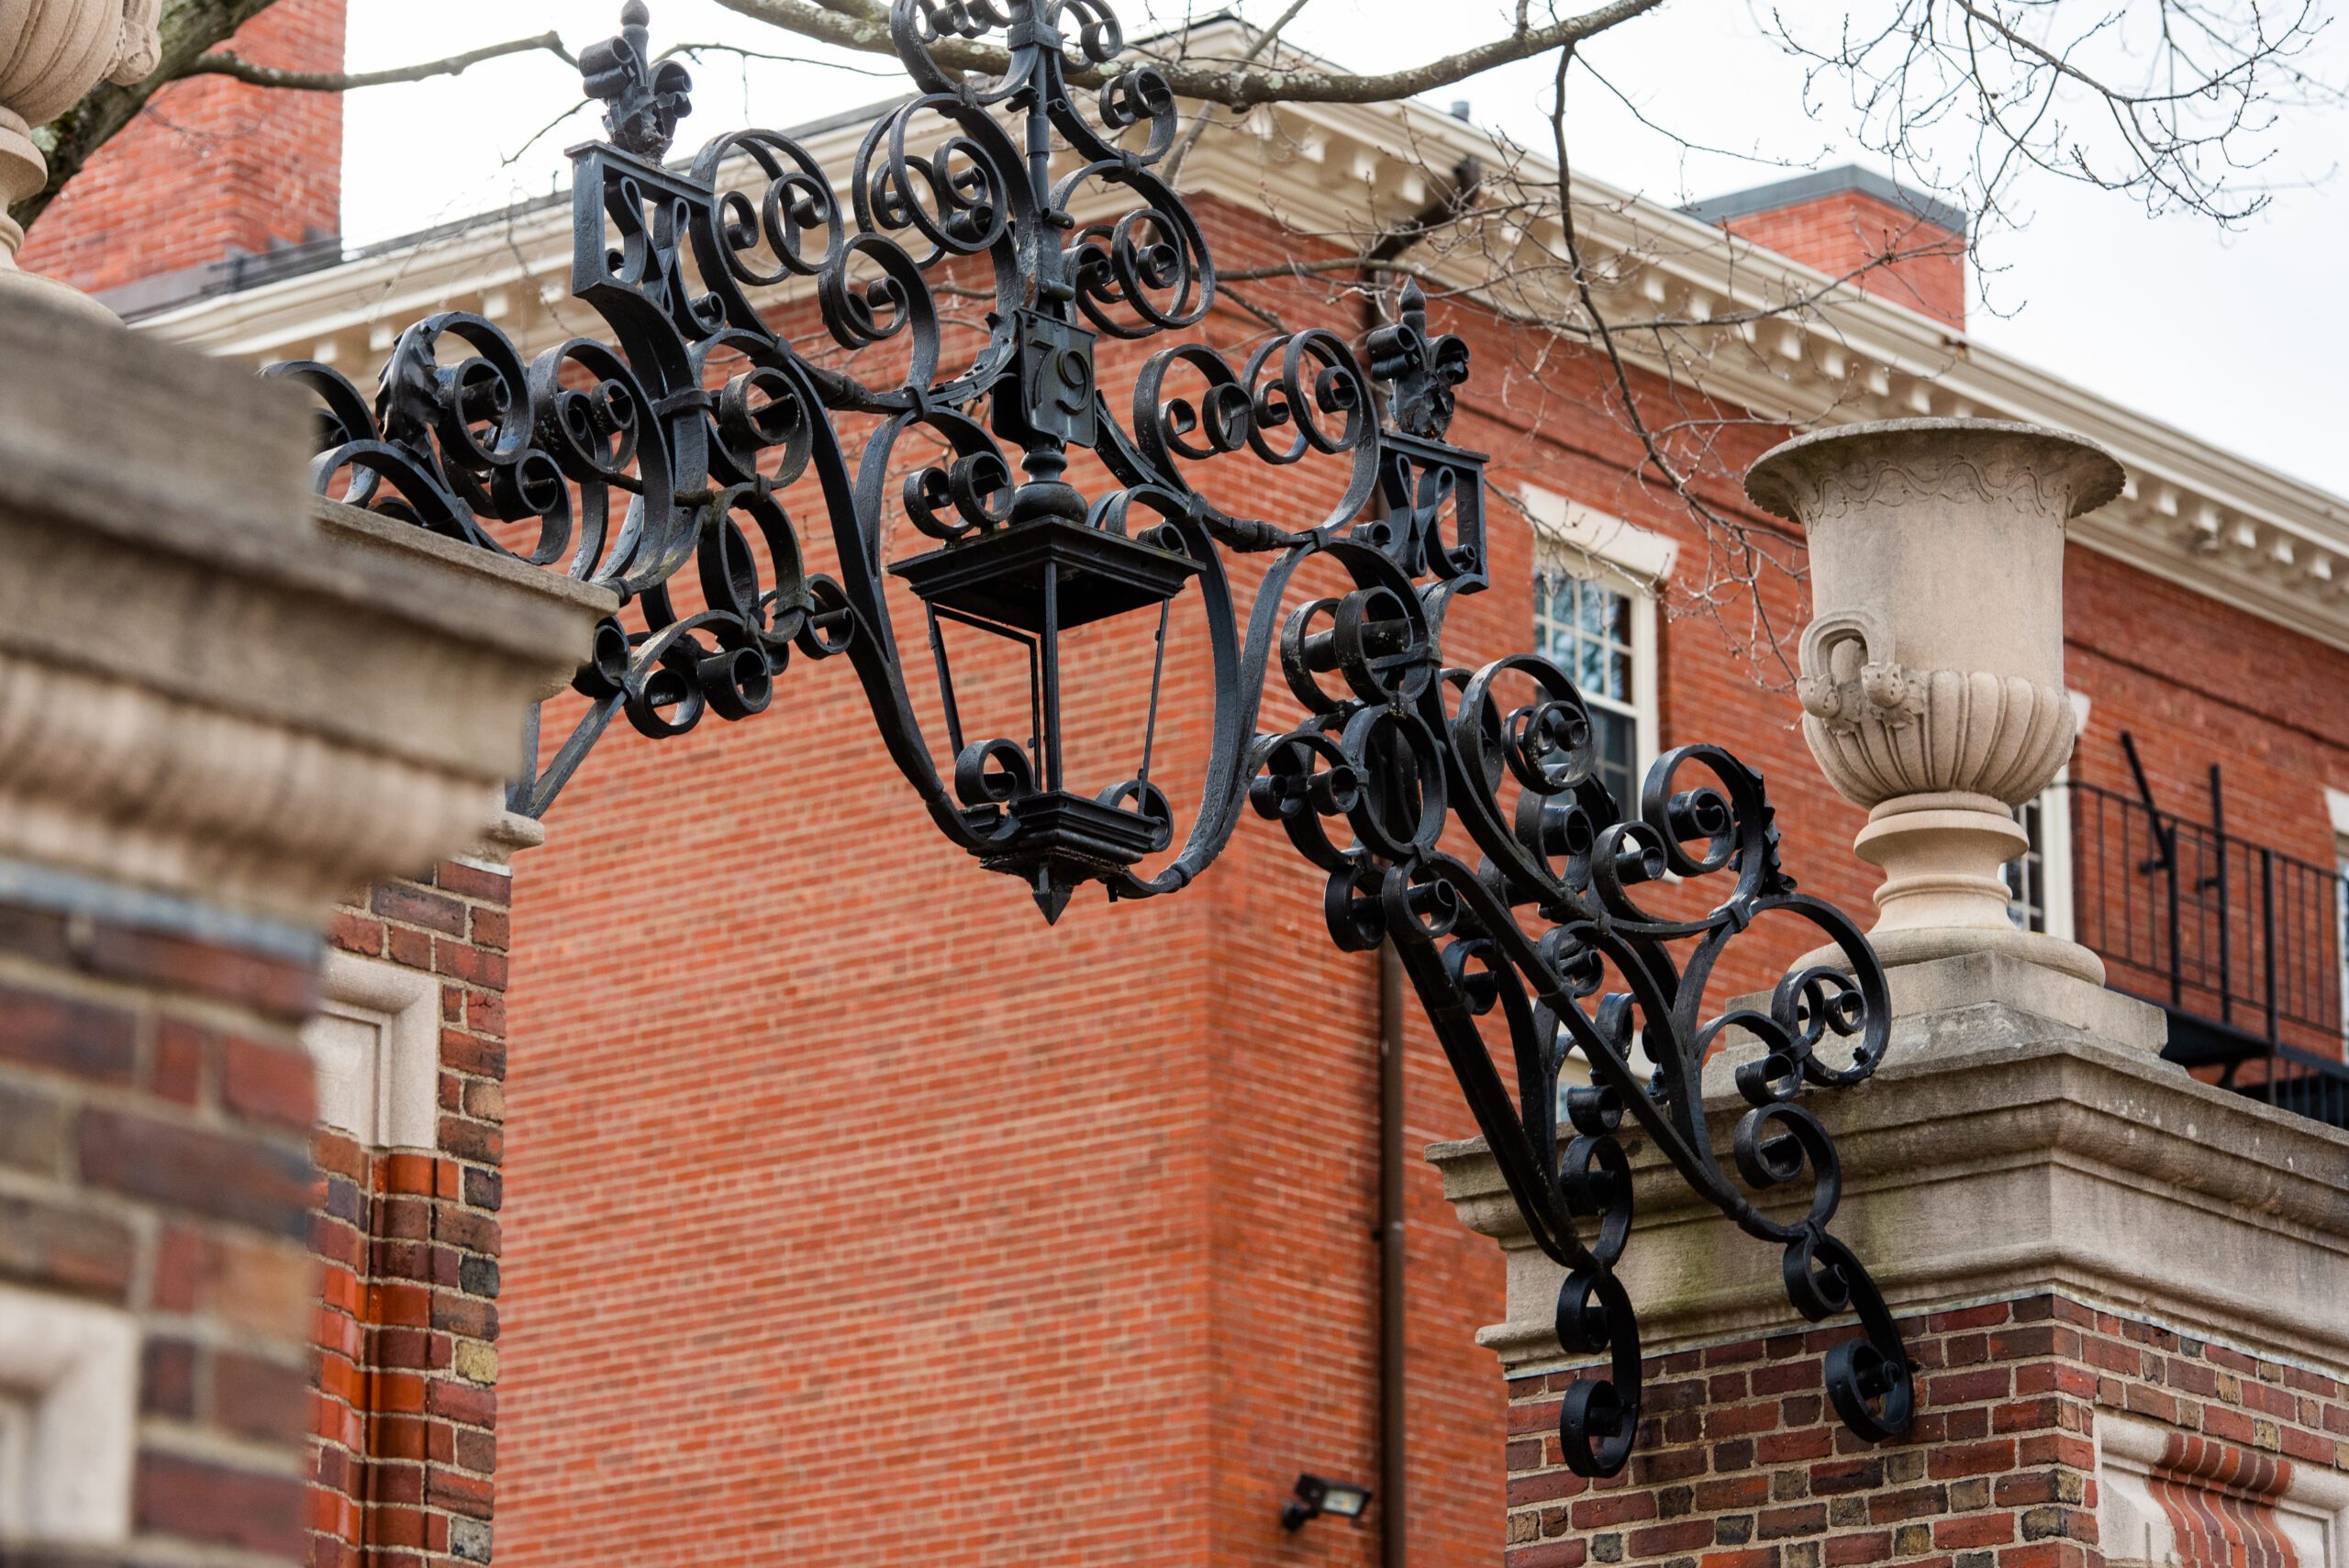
[20,0,347,311]
[1683,166,1967,330]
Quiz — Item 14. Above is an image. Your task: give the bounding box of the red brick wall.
[463,188,2334,1568]
[1503,1295,2349,1568]
[0,897,321,1567]
[486,195,1881,1568]
[312,860,511,1568]
[1719,194,1966,330]
[21,0,346,295]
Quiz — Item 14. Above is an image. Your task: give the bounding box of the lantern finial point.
[1030,872,1076,925]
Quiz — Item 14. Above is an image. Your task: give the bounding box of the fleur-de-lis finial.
[581,2,695,162]
[1364,280,1471,440]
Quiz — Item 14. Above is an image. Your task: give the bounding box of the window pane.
[1533,559,1647,821]
[1598,586,1631,644]
[2006,797,2046,933]
[1593,707,1637,818]
[1578,580,1610,637]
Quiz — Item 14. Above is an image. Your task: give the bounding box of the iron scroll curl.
[262,0,1912,1474]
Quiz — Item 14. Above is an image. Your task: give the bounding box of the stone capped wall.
[1505,1295,2349,1568]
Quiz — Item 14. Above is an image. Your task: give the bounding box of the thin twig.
[1162,0,1315,183]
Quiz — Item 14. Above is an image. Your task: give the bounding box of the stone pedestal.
[1747,420,2125,984]
[0,289,607,1564]
[1435,957,2349,1568]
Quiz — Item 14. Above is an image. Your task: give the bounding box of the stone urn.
[0,0,162,317]
[1746,417,2125,983]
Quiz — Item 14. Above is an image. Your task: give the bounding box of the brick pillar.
[309,828,525,1568]
[1438,953,2349,1568]
[0,895,323,1561]
[0,290,606,1562]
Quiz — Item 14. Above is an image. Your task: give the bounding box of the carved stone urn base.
[1851,789,2106,984]
[2,109,116,325]
[0,0,166,322]
[1795,925,2106,991]
[1861,926,2105,986]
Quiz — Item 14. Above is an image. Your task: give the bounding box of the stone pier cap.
[0,292,615,926]
[1433,953,2349,1381]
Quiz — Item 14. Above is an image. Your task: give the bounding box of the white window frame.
[2010,692,2090,943]
[1521,489,1674,795]
[1524,491,1675,1099]
[303,951,441,1150]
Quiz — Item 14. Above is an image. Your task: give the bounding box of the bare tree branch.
[1161,0,1313,183]
[183,30,574,92]
[12,0,283,236]
[1767,0,2341,226]
[17,0,2336,669]
[1544,41,1800,684]
[708,0,1672,105]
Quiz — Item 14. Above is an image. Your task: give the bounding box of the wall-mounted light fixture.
[1281,1473,1374,1531]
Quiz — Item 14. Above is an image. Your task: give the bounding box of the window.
[2006,793,2055,934]
[1535,571,1641,814]
[1522,490,1673,822]
[2007,695,2089,940]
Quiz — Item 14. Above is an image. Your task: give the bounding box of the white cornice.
[136,54,2349,651]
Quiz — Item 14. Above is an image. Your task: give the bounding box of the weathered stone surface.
[1750,419,2124,981]
[1435,953,2349,1377]
[0,292,614,921]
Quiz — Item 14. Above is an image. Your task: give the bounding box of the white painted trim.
[2326,785,2349,843]
[1524,489,1675,786]
[1521,491,1681,589]
[2034,692,2093,944]
[2038,779,2076,945]
[129,37,2349,650]
[0,1287,136,1546]
[306,950,441,1150]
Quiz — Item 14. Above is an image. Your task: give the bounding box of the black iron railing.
[2062,762,2349,1128]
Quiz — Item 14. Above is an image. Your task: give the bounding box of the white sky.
[345,0,2349,495]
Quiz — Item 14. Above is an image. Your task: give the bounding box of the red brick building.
[41,6,2349,1564]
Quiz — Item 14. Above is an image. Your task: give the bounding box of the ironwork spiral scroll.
[262,0,1911,1474]
[1249,570,1915,1471]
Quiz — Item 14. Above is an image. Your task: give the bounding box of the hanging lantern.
[890,502,1198,923]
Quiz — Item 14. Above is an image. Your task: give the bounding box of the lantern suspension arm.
[260,0,1911,1477]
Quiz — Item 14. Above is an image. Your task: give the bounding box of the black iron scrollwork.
[264,1,1911,1473]
[1251,625,1915,1470]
